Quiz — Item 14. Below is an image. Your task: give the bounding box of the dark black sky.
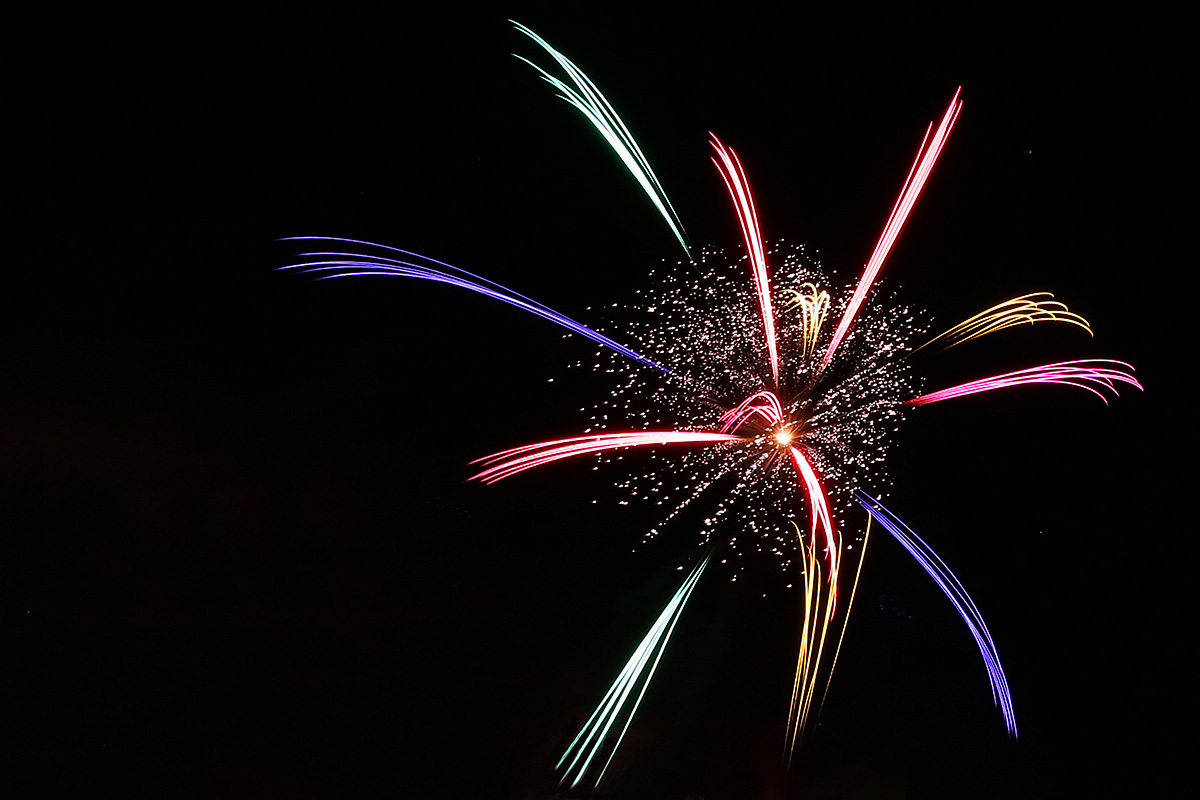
[6,5,1187,799]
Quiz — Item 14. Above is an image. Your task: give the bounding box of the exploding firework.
[284,21,1141,793]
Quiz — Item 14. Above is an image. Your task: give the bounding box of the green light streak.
[512,20,691,258]
[557,554,709,790]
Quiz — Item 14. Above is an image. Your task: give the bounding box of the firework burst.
[284,21,1141,793]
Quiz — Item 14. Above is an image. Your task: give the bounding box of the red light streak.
[470,431,744,484]
[821,89,963,371]
[789,446,839,589]
[710,134,781,386]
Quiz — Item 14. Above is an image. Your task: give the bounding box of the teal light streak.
[512,20,691,257]
[557,554,709,789]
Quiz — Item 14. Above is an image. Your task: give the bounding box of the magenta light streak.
[718,390,784,433]
[907,359,1142,406]
[470,431,744,484]
[710,134,781,386]
[820,89,963,372]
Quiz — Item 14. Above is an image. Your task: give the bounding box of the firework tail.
[511,21,690,257]
[856,490,1017,737]
[710,133,781,387]
[470,431,743,484]
[557,554,710,790]
[282,237,670,374]
[908,359,1141,406]
[913,292,1092,354]
[783,448,843,759]
[821,89,963,372]
[817,514,871,719]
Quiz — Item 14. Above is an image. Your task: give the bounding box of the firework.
[285,21,1141,792]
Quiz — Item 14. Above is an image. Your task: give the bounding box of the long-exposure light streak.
[915,292,1092,353]
[821,89,963,372]
[908,359,1141,406]
[783,283,831,361]
[717,390,783,433]
[280,236,670,374]
[817,514,871,717]
[788,447,838,573]
[288,22,1143,786]
[557,555,710,790]
[470,431,744,484]
[710,134,781,386]
[511,21,690,257]
[856,491,1017,737]
[786,525,824,760]
[783,448,845,756]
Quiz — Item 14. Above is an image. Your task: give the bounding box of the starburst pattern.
[284,21,1141,793]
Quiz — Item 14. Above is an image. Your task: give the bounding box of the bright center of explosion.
[773,427,794,446]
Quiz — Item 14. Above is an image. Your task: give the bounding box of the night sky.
[6,6,1186,798]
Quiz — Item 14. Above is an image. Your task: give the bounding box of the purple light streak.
[282,237,670,374]
[856,490,1017,738]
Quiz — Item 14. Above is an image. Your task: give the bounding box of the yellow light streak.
[785,518,843,764]
[915,292,1092,353]
[817,516,871,719]
[785,527,820,759]
[782,283,830,361]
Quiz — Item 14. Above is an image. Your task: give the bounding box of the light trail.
[789,447,838,578]
[857,491,1017,737]
[783,283,831,362]
[783,448,844,758]
[470,431,744,484]
[557,554,710,790]
[821,89,963,372]
[512,21,690,257]
[717,390,783,433]
[907,359,1141,406]
[915,292,1092,353]
[786,523,826,759]
[710,134,781,387]
[281,237,670,374]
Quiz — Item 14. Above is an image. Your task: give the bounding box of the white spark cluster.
[575,242,927,577]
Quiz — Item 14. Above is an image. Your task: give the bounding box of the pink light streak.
[907,359,1142,406]
[821,89,963,372]
[710,134,780,386]
[470,431,745,484]
[718,390,783,433]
